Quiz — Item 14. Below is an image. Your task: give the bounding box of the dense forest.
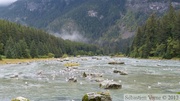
[129,4,180,59]
[0,20,103,59]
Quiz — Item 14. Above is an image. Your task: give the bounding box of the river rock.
[108,61,124,65]
[120,71,128,75]
[83,72,87,77]
[82,92,112,101]
[93,78,104,82]
[10,74,18,78]
[68,77,77,82]
[113,70,128,75]
[89,73,103,77]
[99,80,122,89]
[11,96,30,101]
[83,72,103,78]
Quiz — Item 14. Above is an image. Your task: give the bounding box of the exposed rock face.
[11,96,30,101]
[99,80,122,89]
[126,0,180,13]
[82,92,112,101]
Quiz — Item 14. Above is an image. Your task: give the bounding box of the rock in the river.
[11,96,30,101]
[82,92,112,101]
[120,71,128,75]
[10,74,18,78]
[68,77,77,82]
[113,70,121,73]
[113,70,128,75]
[83,72,103,78]
[108,61,125,65]
[99,80,122,89]
[93,78,104,82]
[83,72,87,77]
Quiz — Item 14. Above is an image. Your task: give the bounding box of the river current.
[0,56,179,101]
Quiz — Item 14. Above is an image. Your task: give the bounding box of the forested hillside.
[0,0,180,55]
[129,4,180,59]
[0,20,103,59]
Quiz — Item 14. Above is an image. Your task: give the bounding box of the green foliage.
[129,4,180,59]
[0,20,103,58]
[48,53,55,58]
[62,54,68,58]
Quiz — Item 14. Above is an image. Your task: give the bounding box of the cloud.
[49,29,89,43]
[0,0,17,6]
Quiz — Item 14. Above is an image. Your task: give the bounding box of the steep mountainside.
[0,0,180,54]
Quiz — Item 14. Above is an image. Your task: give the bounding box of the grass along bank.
[0,58,55,65]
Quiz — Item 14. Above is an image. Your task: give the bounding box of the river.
[0,56,179,101]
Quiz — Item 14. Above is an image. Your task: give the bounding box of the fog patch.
[48,19,89,43]
[50,29,89,43]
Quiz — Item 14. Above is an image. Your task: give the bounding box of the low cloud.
[49,29,89,43]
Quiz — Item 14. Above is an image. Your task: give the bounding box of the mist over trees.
[0,20,103,59]
[129,4,180,59]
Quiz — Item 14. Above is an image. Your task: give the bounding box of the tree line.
[0,20,103,59]
[129,4,180,59]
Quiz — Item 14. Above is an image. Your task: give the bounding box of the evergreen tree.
[18,39,30,58]
[4,37,15,58]
[30,41,38,58]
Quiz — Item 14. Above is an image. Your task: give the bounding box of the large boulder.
[99,80,122,89]
[11,97,30,101]
[82,92,112,101]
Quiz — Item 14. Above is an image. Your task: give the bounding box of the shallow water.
[0,56,180,101]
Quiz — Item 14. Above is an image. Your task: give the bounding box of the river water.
[0,56,179,101]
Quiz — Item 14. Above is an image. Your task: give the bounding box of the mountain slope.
[0,0,180,54]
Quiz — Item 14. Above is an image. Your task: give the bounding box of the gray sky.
[0,0,17,6]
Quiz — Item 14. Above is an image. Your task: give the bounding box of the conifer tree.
[30,41,38,58]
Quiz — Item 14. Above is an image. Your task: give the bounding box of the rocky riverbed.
[0,56,179,101]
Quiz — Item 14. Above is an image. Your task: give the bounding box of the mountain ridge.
[0,0,180,54]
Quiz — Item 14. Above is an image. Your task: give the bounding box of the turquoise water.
[0,57,180,101]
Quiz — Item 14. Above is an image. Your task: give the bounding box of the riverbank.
[0,58,55,65]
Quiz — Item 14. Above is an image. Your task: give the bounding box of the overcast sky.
[0,0,17,6]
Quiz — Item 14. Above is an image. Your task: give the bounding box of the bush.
[62,54,68,58]
[48,53,55,58]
